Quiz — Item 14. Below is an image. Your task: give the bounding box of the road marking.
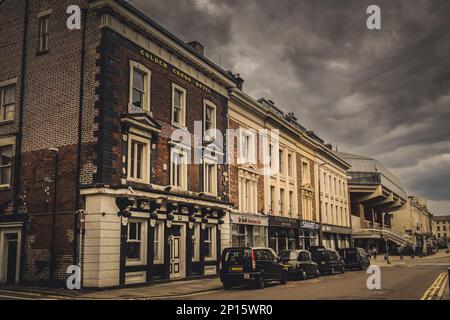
[420,272,447,300]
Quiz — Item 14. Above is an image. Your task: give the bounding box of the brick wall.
[97,28,229,197]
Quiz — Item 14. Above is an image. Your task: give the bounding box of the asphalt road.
[183,256,450,300]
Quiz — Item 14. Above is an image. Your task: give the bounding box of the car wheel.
[315,269,320,278]
[301,270,307,280]
[256,275,266,289]
[330,267,334,274]
[223,281,233,290]
[341,266,346,274]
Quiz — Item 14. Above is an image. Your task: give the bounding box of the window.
[231,224,246,247]
[127,135,150,183]
[38,15,50,53]
[437,226,440,231]
[302,161,310,184]
[204,101,216,138]
[172,84,186,127]
[0,145,12,186]
[170,148,187,189]
[204,161,217,195]
[204,225,216,260]
[127,220,147,265]
[279,149,285,174]
[154,221,164,264]
[288,153,293,177]
[129,61,151,111]
[0,85,15,121]
[279,188,285,214]
[288,191,294,216]
[269,186,275,213]
[268,144,273,168]
[239,130,256,164]
[192,224,200,261]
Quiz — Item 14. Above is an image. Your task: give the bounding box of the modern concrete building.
[337,152,412,254]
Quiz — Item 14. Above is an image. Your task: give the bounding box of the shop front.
[321,224,352,250]
[268,216,300,254]
[81,190,227,288]
[298,220,320,250]
[229,213,269,248]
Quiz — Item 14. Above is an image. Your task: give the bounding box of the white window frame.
[203,160,217,196]
[129,60,151,112]
[153,221,164,264]
[0,83,16,122]
[204,224,217,261]
[302,161,310,184]
[38,13,50,53]
[126,219,148,266]
[203,100,217,140]
[127,134,151,184]
[192,224,200,262]
[171,83,187,128]
[239,129,256,164]
[170,147,188,190]
[0,137,15,189]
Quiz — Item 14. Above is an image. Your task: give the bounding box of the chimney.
[188,41,204,56]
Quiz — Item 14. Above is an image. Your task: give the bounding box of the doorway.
[169,224,186,280]
[1,228,21,285]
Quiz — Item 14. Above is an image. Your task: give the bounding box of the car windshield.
[223,249,251,265]
[341,249,357,260]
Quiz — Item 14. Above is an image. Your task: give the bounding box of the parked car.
[338,247,370,270]
[279,250,320,280]
[220,247,288,290]
[309,246,345,274]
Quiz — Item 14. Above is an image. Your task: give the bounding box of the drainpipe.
[74,7,88,268]
[49,148,59,287]
[17,0,30,284]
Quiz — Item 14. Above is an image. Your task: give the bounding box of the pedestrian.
[372,247,377,260]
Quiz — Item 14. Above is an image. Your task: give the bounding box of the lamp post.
[48,148,58,287]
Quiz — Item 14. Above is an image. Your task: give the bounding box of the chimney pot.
[188,41,204,56]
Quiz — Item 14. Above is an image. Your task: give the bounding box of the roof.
[337,151,407,199]
[109,0,239,86]
[433,215,450,222]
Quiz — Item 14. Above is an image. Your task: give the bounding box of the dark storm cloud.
[130,0,450,212]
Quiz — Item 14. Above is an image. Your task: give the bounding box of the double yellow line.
[421,272,448,300]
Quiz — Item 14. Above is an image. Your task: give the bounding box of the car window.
[224,249,251,264]
[265,250,277,262]
[255,250,264,261]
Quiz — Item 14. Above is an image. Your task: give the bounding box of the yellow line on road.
[420,272,446,300]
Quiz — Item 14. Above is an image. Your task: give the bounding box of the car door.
[265,249,279,280]
[304,251,315,276]
[297,251,307,274]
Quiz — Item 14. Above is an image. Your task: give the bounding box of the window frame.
[203,100,217,140]
[38,13,51,53]
[0,85,16,122]
[129,60,152,112]
[204,224,217,261]
[127,134,151,184]
[153,221,164,264]
[170,147,188,190]
[171,83,187,128]
[203,159,217,196]
[126,219,148,266]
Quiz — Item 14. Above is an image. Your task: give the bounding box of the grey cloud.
[130,0,450,211]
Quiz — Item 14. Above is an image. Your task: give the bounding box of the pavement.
[0,251,449,300]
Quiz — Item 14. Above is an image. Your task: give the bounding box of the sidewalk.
[370,251,450,267]
[0,276,223,300]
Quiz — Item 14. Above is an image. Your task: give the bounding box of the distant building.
[432,215,450,240]
[391,196,433,255]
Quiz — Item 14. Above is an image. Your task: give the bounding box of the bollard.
[411,255,415,259]
[400,255,404,260]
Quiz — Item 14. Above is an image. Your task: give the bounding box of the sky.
[130,0,450,215]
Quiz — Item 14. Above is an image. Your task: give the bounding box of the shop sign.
[269,216,299,229]
[322,224,352,235]
[299,220,320,231]
[231,213,269,227]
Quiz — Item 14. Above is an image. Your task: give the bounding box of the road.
[183,256,450,300]
[0,255,448,300]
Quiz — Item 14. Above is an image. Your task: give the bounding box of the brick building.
[0,0,239,287]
